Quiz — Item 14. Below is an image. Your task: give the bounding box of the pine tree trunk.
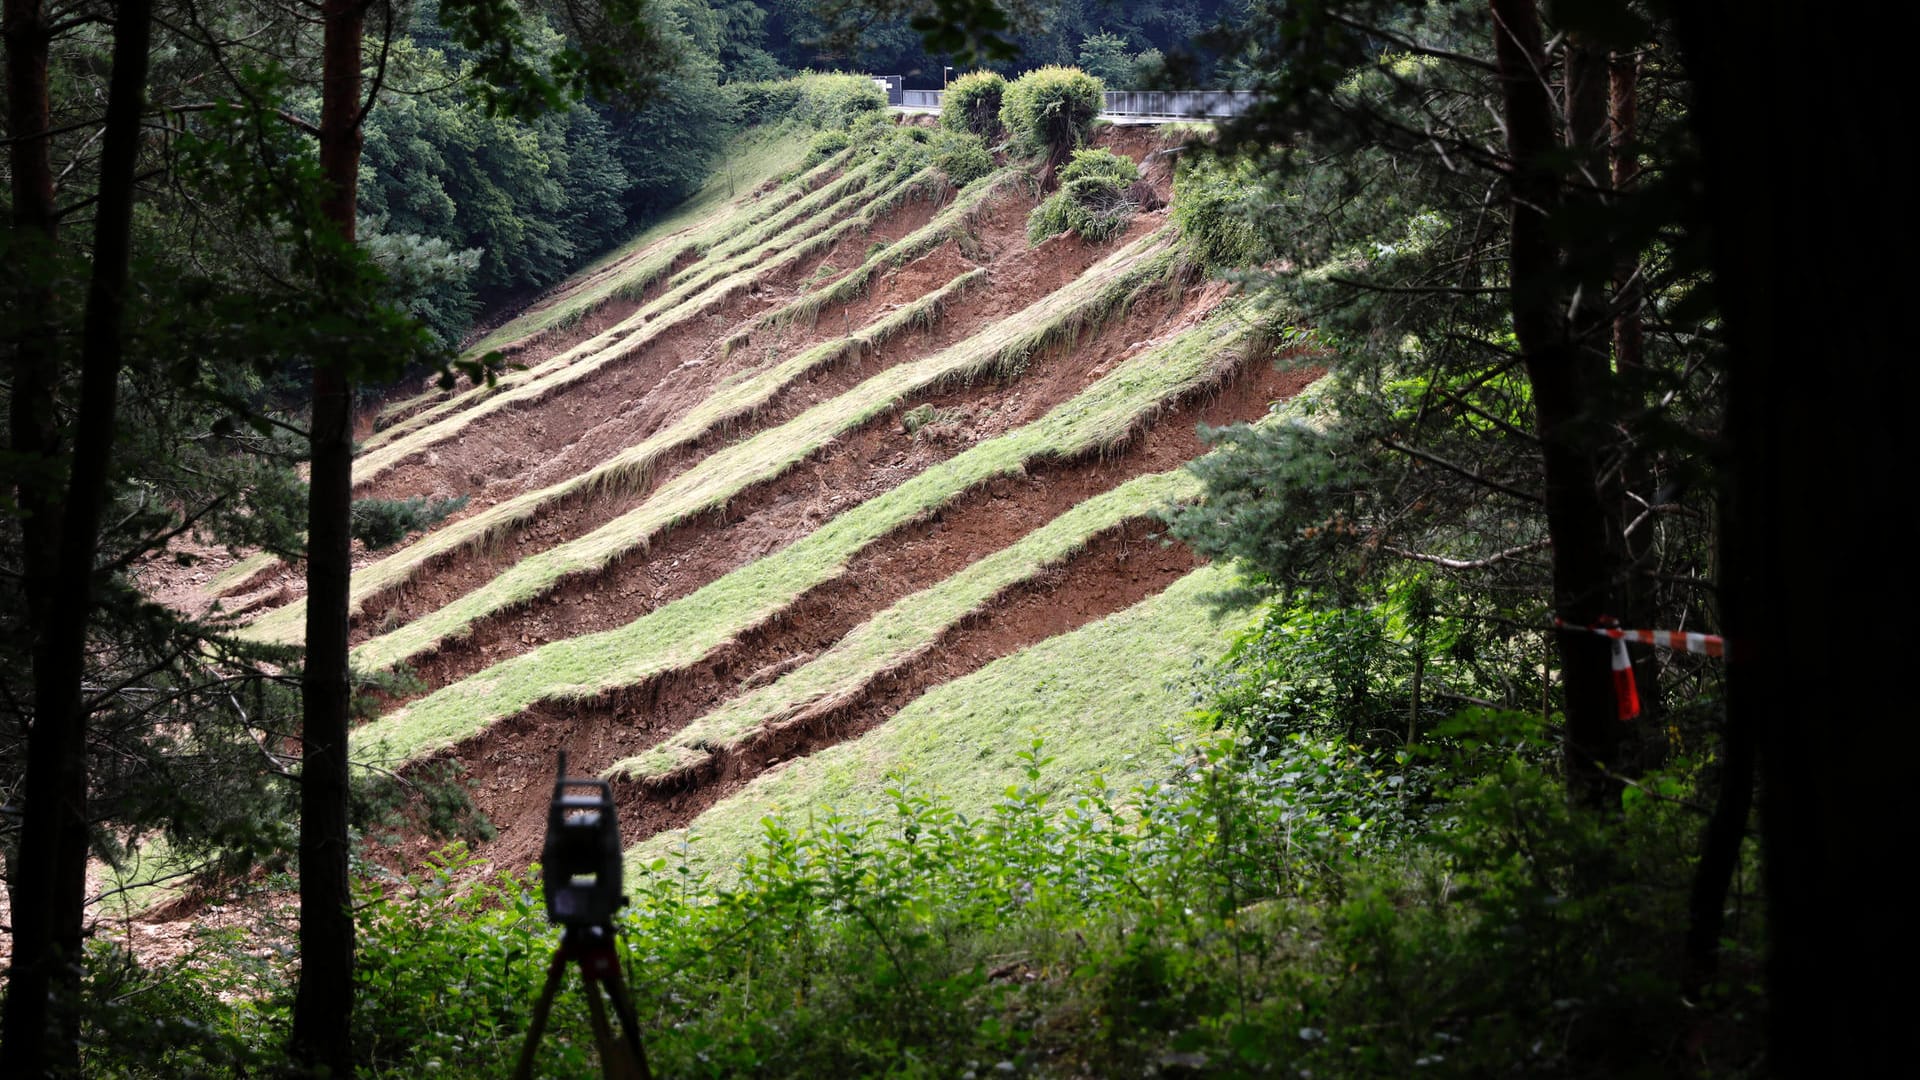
[1491,0,1621,806]
[1,0,151,1072]
[1675,0,1907,1070]
[1,0,63,1069]
[289,0,362,1072]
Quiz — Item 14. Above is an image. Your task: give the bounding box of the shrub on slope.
[1028,148,1141,244]
[1001,66,1104,166]
[940,71,1007,139]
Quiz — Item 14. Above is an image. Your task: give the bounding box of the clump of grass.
[941,71,1008,139]
[1029,148,1142,245]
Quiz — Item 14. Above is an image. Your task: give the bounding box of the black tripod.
[512,922,652,1080]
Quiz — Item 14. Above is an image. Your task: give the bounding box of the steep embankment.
[191,118,1317,875]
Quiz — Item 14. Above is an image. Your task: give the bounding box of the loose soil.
[410,357,1318,869]
[366,254,1209,700]
[117,129,1280,944]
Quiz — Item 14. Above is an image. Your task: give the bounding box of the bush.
[725,74,885,132]
[726,79,803,125]
[792,73,887,130]
[1027,149,1140,244]
[349,494,469,550]
[844,107,897,152]
[1059,146,1138,187]
[1000,65,1105,164]
[929,129,994,187]
[940,71,1007,139]
[804,128,851,167]
[1171,155,1276,272]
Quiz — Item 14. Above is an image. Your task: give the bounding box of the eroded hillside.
[184,117,1317,878]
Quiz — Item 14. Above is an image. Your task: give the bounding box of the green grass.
[372,132,831,433]
[624,561,1259,881]
[330,229,1179,667]
[352,155,933,484]
[346,279,1246,767]
[661,150,885,290]
[460,129,825,359]
[244,164,1009,630]
[208,550,280,595]
[242,265,991,645]
[609,465,1204,782]
[736,168,1019,345]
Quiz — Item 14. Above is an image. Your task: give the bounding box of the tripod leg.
[599,966,654,1080]
[583,980,646,1080]
[513,954,569,1080]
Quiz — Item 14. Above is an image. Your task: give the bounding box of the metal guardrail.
[1102,90,1258,119]
[889,87,1258,121]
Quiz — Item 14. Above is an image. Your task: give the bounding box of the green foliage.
[999,65,1104,164]
[725,73,886,134]
[359,6,732,339]
[1076,30,1161,90]
[362,231,482,348]
[85,718,1756,1077]
[928,128,994,187]
[1171,155,1274,272]
[348,494,470,550]
[794,72,889,129]
[1027,150,1141,244]
[939,70,1008,139]
[351,759,497,849]
[725,77,805,125]
[1060,146,1139,187]
[804,127,851,167]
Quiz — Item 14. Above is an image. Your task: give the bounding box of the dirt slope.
[162,120,1312,890]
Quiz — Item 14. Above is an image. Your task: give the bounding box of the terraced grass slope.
[200,119,1318,873]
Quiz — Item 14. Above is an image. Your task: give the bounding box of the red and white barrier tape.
[1552,618,1728,721]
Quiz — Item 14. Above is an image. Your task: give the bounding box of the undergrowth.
[80,719,1759,1077]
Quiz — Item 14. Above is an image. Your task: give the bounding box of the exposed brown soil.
[227,188,965,615]
[110,127,1302,960]
[214,144,1173,624]
[610,516,1194,844]
[367,260,1208,699]
[355,187,953,506]
[331,213,1174,653]
[413,356,1318,869]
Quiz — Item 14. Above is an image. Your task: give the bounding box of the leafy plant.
[349,493,469,550]
[940,70,1008,139]
[1027,149,1140,244]
[1171,155,1274,272]
[1000,65,1105,166]
[804,128,851,166]
[929,129,994,187]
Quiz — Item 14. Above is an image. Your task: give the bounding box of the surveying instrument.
[512,753,652,1080]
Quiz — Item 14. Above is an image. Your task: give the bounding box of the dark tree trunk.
[289,0,362,1073]
[0,0,152,1072]
[1,0,64,1070]
[1675,0,1907,1072]
[1491,0,1621,806]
